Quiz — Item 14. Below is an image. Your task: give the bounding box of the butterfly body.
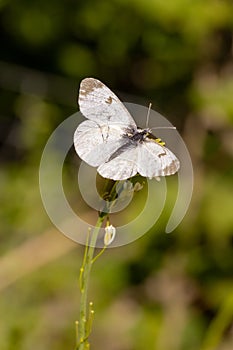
[74,78,180,180]
[125,128,149,143]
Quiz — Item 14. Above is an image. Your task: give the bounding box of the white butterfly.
[74,78,180,181]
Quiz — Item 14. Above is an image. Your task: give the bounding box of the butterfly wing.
[137,140,180,178]
[97,143,139,180]
[78,78,137,127]
[75,78,137,168]
[97,139,179,180]
[74,120,130,167]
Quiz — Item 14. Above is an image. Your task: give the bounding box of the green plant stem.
[76,180,122,349]
[77,214,106,350]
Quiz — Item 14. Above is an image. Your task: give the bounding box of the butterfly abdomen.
[146,132,166,146]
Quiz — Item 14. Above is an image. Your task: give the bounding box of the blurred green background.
[0,1,233,349]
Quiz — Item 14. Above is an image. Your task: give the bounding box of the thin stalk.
[76,179,123,349]
[77,214,105,350]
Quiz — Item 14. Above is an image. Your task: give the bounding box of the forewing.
[78,78,136,127]
[97,143,139,180]
[137,140,180,178]
[74,120,129,167]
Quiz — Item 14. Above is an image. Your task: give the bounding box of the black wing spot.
[158,151,167,158]
[105,96,113,104]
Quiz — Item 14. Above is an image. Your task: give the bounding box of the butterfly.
[74,78,180,181]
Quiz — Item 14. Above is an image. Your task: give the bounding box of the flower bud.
[104,224,116,246]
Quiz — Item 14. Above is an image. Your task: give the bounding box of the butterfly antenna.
[146,103,152,128]
[150,126,176,130]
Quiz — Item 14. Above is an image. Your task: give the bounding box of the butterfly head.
[125,128,149,143]
[126,127,166,146]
